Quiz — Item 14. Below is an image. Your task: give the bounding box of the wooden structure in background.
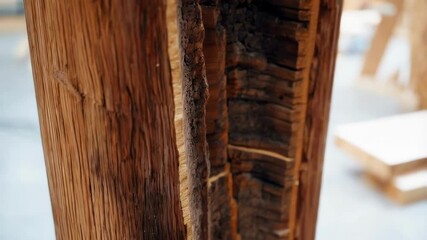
[335,111,427,204]
[356,0,420,109]
[410,0,427,109]
[358,0,427,110]
[360,0,404,77]
[24,0,342,239]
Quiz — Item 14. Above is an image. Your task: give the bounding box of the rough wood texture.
[295,0,342,239]
[197,0,338,239]
[26,0,340,238]
[223,0,320,238]
[167,0,193,237]
[198,0,340,238]
[410,0,427,109]
[200,1,236,239]
[25,0,186,239]
[177,0,210,239]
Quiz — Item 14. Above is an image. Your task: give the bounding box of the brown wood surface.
[295,0,342,239]
[335,111,427,181]
[25,0,186,239]
[25,0,340,238]
[167,0,193,237]
[177,0,210,239]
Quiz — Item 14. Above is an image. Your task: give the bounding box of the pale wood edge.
[334,134,392,180]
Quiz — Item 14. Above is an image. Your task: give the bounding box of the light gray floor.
[0,32,426,239]
[0,32,55,240]
[317,54,427,240]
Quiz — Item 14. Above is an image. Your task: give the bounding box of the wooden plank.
[364,169,427,204]
[197,0,340,238]
[24,0,186,238]
[390,169,427,204]
[200,1,235,238]
[335,111,427,180]
[178,0,210,239]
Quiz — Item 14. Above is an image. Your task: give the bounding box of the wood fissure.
[199,0,339,239]
[177,0,210,239]
[167,0,193,237]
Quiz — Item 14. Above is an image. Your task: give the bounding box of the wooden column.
[198,0,341,239]
[410,0,427,109]
[295,0,343,239]
[24,1,186,239]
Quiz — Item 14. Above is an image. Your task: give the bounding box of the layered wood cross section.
[202,1,316,239]
[169,0,341,239]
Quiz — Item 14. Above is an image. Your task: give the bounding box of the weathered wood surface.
[200,1,236,239]
[177,0,210,239]
[167,0,193,237]
[295,0,342,239]
[198,0,339,239]
[364,170,427,204]
[25,0,186,239]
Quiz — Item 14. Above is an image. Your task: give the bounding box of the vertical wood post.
[296,0,343,239]
[24,1,186,239]
[410,0,427,109]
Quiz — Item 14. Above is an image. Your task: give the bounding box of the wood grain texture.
[167,0,193,238]
[25,0,186,239]
[295,0,342,239]
[177,0,210,239]
[200,1,236,239]
[200,0,339,238]
[198,0,333,239]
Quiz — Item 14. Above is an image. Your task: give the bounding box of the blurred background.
[0,0,55,239]
[0,0,426,239]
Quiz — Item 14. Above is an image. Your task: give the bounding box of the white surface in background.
[335,111,427,166]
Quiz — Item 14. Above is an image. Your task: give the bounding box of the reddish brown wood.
[200,2,236,239]
[295,0,343,239]
[198,0,340,239]
[25,0,186,239]
[25,0,341,238]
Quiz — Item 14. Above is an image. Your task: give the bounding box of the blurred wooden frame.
[358,0,419,109]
